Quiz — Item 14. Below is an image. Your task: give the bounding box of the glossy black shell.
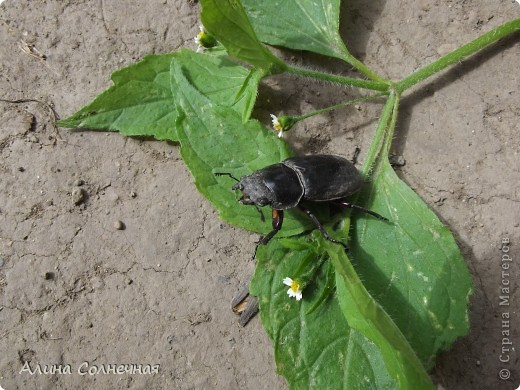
[235,155,363,210]
[282,155,363,201]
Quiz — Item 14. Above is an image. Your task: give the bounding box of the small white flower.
[194,25,219,52]
[270,114,283,137]
[194,25,205,52]
[283,277,303,301]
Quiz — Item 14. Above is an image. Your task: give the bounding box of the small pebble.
[17,167,25,172]
[130,191,137,198]
[74,179,85,186]
[72,188,86,205]
[389,155,406,167]
[113,220,125,230]
[44,272,55,281]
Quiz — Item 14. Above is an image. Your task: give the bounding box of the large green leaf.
[58,53,178,139]
[58,50,261,137]
[325,241,434,389]
[242,0,350,62]
[200,0,286,73]
[178,49,262,121]
[250,237,397,389]
[350,160,473,369]
[171,61,309,236]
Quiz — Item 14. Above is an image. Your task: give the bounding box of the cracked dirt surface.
[1,0,519,389]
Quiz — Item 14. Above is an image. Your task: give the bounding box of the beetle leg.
[254,204,266,222]
[260,209,284,246]
[334,201,389,222]
[351,147,361,165]
[298,206,349,251]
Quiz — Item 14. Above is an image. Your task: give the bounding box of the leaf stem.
[380,92,401,163]
[395,18,520,93]
[286,65,389,92]
[360,93,396,178]
[339,50,389,84]
[294,92,387,121]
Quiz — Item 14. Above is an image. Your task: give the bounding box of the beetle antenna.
[215,172,240,182]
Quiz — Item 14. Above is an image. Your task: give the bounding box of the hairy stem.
[395,18,520,93]
[360,93,396,178]
[380,92,401,163]
[339,50,389,84]
[294,92,387,121]
[286,65,390,92]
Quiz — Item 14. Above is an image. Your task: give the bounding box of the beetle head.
[232,175,273,208]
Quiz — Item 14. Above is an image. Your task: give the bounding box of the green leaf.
[242,0,349,62]
[177,49,261,121]
[351,160,473,369]
[325,241,434,389]
[200,0,286,73]
[234,67,266,122]
[58,50,262,137]
[241,0,387,83]
[250,237,397,389]
[57,53,178,140]
[171,61,309,236]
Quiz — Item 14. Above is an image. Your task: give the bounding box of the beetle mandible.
[217,154,388,251]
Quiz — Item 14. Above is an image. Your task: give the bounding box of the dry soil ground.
[0,0,519,389]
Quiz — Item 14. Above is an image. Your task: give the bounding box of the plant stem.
[294,93,387,121]
[395,18,520,93]
[380,92,401,163]
[360,93,396,178]
[286,65,389,92]
[339,50,388,84]
[338,93,398,237]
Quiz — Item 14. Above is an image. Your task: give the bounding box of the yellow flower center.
[290,280,300,292]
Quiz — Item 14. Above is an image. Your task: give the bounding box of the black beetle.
[216,154,388,325]
[217,154,387,250]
